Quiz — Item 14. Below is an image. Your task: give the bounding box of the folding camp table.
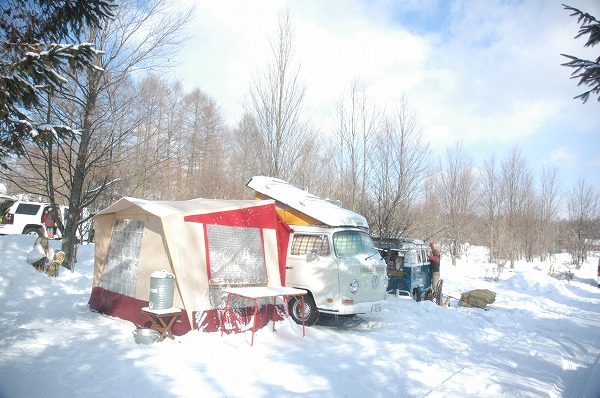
[221,286,306,346]
[142,307,181,341]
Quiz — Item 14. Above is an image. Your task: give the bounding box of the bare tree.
[245,10,314,181]
[566,178,599,268]
[289,133,329,195]
[520,187,538,263]
[433,141,479,265]
[101,80,229,203]
[500,147,533,268]
[331,79,382,213]
[181,89,227,199]
[537,166,562,261]
[118,74,180,200]
[1,0,194,270]
[228,113,267,194]
[481,153,502,263]
[369,98,428,239]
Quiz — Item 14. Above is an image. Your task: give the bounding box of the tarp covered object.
[88,197,291,335]
[458,289,497,309]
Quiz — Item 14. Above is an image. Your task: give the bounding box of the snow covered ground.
[0,234,599,397]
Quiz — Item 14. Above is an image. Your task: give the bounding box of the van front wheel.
[288,294,319,326]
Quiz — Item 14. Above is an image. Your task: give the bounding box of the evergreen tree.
[561,4,600,103]
[0,0,113,167]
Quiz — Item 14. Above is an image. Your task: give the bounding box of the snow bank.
[0,235,599,397]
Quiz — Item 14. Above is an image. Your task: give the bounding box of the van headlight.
[349,279,359,294]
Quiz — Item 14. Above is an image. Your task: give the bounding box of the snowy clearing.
[0,235,599,397]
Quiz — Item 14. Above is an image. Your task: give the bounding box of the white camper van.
[247,176,387,326]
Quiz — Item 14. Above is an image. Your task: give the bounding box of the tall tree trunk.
[61,45,101,270]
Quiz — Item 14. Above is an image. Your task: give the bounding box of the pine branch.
[562,4,600,103]
[0,0,114,166]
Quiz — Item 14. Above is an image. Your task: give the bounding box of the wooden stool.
[141,307,181,341]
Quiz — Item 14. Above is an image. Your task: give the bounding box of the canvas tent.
[88,197,291,334]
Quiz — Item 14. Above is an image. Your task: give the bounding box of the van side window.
[405,250,417,265]
[291,234,330,256]
[395,255,404,270]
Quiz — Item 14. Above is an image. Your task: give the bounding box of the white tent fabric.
[90,197,287,334]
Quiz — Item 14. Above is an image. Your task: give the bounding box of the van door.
[285,233,339,308]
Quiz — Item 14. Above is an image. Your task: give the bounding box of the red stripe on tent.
[89,287,284,335]
[183,204,279,229]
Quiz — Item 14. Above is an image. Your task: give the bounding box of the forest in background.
[1,1,598,270]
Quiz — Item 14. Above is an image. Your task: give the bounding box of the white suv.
[0,199,65,239]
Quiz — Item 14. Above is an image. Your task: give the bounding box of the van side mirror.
[307,249,320,262]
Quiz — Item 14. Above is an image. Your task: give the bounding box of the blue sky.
[176,0,600,192]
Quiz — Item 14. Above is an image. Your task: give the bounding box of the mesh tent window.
[206,224,267,308]
[98,219,144,297]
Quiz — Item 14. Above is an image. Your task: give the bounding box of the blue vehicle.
[377,238,432,301]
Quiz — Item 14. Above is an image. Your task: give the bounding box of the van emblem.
[371,274,379,288]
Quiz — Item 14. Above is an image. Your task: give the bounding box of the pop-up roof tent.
[246,176,369,228]
[88,197,291,334]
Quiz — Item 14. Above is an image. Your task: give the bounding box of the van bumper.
[318,299,385,315]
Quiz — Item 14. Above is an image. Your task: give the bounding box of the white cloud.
[588,156,600,169]
[173,0,600,187]
[548,147,577,170]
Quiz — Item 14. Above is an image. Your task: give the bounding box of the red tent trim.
[184,204,280,229]
[88,287,192,335]
[184,203,291,285]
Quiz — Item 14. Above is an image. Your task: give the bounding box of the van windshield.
[333,230,378,258]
